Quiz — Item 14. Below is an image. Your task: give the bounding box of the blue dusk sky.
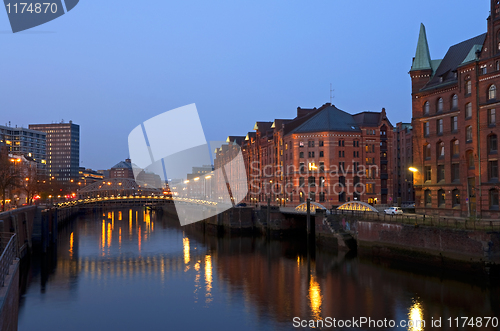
[0,1,490,170]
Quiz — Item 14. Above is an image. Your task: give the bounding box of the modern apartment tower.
[29,121,80,182]
[0,124,47,173]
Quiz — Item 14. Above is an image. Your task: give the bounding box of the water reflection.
[18,207,500,331]
[408,299,424,331]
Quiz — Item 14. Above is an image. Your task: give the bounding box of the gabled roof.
[411,23,432,71]
[462,44,483,65]
[423,33,486,90]
[271,119,292,129]
[226,136,245,146]
[289,104,361,134]
[253,121,272,132]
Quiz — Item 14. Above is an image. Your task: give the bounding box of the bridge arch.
[295,201,328,213]
[337,201,378,212]
[78,178,162,199]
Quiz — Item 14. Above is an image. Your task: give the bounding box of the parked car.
[384,207,403,215]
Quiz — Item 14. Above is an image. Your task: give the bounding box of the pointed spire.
[411,23,432,71]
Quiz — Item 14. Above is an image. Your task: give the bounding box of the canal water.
[18,208,500,330]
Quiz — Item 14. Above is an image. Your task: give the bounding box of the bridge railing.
[330,209,500,232]
[0,233,17,287]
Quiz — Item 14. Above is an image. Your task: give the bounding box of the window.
[365,157,375,164]
[299,177,305,187]
[308,151,315,158]
[424,166,432,182]
[366,183,375,194]
[299,152,304,158]
[489,160,499,181]
[308,162,316,171]
[465,103,472,118]
[466,126,473,142]
[425,189,432,206]
[438,189,445,207]
[424,101,430,115]
[488,109,496,126]
[319,192,325,202]
[319,151,324,157]
[490,189,499,210]
[424,144,431,159]
[308,140,315,147]
[437,119,443,134]
[308,176,316,187]
[489,134,498,154]
[319,176,325,187]
[299,191,304,203]
[339,176,346,187]
[299,162,305,173]
[339,192,346,202]
[319,162,324,172]
[424,122,429,136]
[338,140,344,147]
[467,150,475,169]
[489,85,497,100]
[437,98,443,112]
[437,165,445,182]
[366,144,375,153]
[465,79,472,95]
[451,163,460,182]
[481,65,487,75]
[450,189,461,207]
[451,116,458,132]
[452,139,459,157]
[319,140,324,147]
[339,162,345,172]
[497,61,500,71]
[437,141,445,158]
[452,94,458,109]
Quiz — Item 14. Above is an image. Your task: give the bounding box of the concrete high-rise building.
[29,121,80,182]
[0,124,47,174]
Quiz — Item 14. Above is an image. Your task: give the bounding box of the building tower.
[29,121,80,182]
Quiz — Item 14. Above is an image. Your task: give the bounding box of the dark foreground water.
[18,208,500,330]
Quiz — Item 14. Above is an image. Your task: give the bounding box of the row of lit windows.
[424,188,499,210]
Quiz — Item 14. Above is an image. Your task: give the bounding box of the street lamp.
[409,167,418,173]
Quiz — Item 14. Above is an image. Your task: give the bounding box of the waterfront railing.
[0,233,18,287]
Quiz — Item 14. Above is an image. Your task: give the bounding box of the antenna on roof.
[330,83,335,104]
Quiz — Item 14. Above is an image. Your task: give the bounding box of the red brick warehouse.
[215,103,394,208]
[411,0,500,218]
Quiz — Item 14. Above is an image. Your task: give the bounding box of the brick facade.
[215,103,394,208]
[411,1,500,218]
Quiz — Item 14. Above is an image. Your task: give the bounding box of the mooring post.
[306,198,311,234]
[266,196,271,234]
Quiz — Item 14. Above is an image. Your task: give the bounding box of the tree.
[0,154,21,211]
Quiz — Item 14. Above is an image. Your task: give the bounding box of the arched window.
[423,122,430,136]
[452,189,460,207]
[424,143,431,159]
[490,188,499,210]
[467,150,475,168]
[465,79,472,95]
[437,141,445,158]
[452,139,459,157]
[438,189,445,207]
[451,94,458,109]
[497,60,500,71]
[466,126,473,142]
[423,101,430,115]
[488,134,498,154]
[465,102,472,118]
[489,85,497,100]
[437,119,443,134]
[425,189,432,206]
[437,98,444,112]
